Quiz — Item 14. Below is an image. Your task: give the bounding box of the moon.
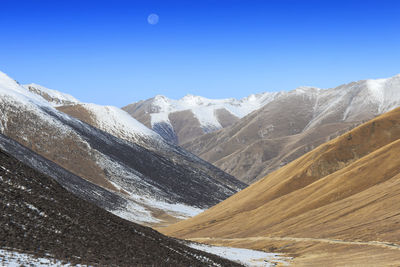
[147,13,159,25]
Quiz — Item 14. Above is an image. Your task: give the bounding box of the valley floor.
[189,237,400,266]
[186,242,291,267]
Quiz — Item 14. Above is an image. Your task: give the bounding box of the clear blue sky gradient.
[1,0,399,106]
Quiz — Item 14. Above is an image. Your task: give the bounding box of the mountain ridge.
[0,70,245,226]
[181,73,400,183]
[123,91,280,144]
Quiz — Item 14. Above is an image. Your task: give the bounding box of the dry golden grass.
[189,237,400,266]
[160,107,400,265]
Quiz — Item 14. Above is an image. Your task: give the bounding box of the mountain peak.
[180,94,209,105]
[0,71,51,108]
[292,86,321,94]
[0,71,23,91]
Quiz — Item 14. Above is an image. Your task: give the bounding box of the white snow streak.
[188,243,291,267]
[80,103,161,141]
[0,249,84,267]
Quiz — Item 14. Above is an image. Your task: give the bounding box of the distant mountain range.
[123,93,279,144]
[126,74,400,183]
[0,71,245,226]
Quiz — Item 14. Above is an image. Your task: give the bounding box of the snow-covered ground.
[79,103,164,144]
[128,192,205,219]
[188,243,291,267]
[0,249,84,266]
[107,179,204,224]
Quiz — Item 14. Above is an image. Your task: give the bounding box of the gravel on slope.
[0,148,242,266]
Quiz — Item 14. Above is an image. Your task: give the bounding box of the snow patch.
[365,79,386,105]
[128,193,204,219]
[188,243,291,267]
[96,155,203,224]
[0,249,84,266]
[80,103,161,141]
[109,200,159,224]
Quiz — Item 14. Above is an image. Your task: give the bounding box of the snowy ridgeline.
[188,243,291,267]
[0,70,244,225]
[145,74,400,131]
[150,93,279,130]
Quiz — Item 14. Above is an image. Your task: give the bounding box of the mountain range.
[0,71,245,226]
[123,93,278,144]
[126,74,400,183]
[2,69,400,266]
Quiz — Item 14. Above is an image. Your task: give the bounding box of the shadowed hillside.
[0,144,241,266]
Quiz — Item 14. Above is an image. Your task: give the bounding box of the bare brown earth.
[160,107,400,266]
[57,104,97,126]
[168,108,240,144]
[214,108,240,128]
[121,99,153,128]
[168,110,205,144]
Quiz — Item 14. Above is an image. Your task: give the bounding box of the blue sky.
[1,0,399,106]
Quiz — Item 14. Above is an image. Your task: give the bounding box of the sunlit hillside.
[161,107,400,266]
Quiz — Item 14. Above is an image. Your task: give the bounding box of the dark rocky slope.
[0,142,241,266]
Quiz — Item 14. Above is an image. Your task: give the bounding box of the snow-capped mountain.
[23,83,79,106]
[123,92,279,144]
[182,74,400,183]
[0,71,245,225]
[58,103,162,147]
[57,102,240,189]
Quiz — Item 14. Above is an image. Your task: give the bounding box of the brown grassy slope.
[181,90,365,184]
[212,121,358,184]
[168,110,205,144]
[189,237,400,267]
[161,107,400,242]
